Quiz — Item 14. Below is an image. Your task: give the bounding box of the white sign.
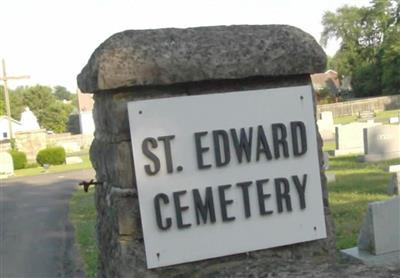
[128,85,327,268]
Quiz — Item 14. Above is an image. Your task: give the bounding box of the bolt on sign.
[128,85,327,268]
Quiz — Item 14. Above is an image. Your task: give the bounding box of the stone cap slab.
[77,25,326,93]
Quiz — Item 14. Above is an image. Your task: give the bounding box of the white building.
[0,116,24,139]
[77,90,95,135]
[0,108,41,140]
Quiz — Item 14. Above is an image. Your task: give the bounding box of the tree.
[53,85,73,101]
[321,0,400,97]
[0,84,74,132]
[40,101,73,133]
[0,86,5,115]
[0,85,24,119]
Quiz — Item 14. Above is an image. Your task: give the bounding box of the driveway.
[0,169,96,278]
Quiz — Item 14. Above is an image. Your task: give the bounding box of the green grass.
[334,115,357,125]
[326,155,400,249]
[323,141,336,152]
[67,142,400,275]
[333,108,400,125]
[69,187,98,278]
[374,109,400,123]
[13,153,92,177]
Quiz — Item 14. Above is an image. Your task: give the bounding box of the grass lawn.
[69,142,400,276]
[13,153,92,177]
[326,151,400,249]
[69,187,98,278]
[333,108,400,125]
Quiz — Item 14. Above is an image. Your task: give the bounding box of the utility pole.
[0,59,29,140]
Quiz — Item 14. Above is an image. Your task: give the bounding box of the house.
[311,70,341,95]
[77,90,95,135]
[0,116,24,139]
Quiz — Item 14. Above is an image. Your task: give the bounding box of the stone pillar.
[14,130,47,161]
[78,25,335,277]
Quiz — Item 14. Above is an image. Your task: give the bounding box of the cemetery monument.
[78,25,336,276]
[343,196,400,268]
[334,122,381,156]
[363,124,400,161]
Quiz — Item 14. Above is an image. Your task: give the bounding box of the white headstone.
[389,117,399,124]
[0,152,14,178]
[334,122,382,156]
[317,111,335,140]
[326,173,336,183]
[388,164,400,173]
[20,107,40,131]
[66,156,83,165]
[363,124,400,161]
[358,196,400,255]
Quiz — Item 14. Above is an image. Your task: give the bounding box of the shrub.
[9,150,28,170]
[36,146,66,166]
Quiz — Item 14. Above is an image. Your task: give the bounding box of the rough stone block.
[78,25,325,92]
[90,140,135,188]
[358,196,400,255]
[112,192,140,236]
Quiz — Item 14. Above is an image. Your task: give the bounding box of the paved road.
[0,169,95,278]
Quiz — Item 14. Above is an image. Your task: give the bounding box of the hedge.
[9,150,28,170]
[36,146,66,166]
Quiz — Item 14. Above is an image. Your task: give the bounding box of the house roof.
[0,116,21,125]
[311,70,340,89]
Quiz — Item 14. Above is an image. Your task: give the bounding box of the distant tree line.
[0,85,77,133]
[321,0,399,97]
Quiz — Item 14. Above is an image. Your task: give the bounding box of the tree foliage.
[321,0,400,97]
[0,85,75,133]
[54,85,73,101]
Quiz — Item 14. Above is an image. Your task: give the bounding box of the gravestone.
[0,152,14,178]
[78,25,335,277]
[387,172,399,195]
[317,111,335,141]
[387,164,400,173]
[389,117,399,124]
[357,196,400,255]
[334,122,381,156]
[342,196,400,268]
[66,156,83,165]
[363,124,400,161]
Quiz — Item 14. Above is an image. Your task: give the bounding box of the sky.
[1,0,372,92]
